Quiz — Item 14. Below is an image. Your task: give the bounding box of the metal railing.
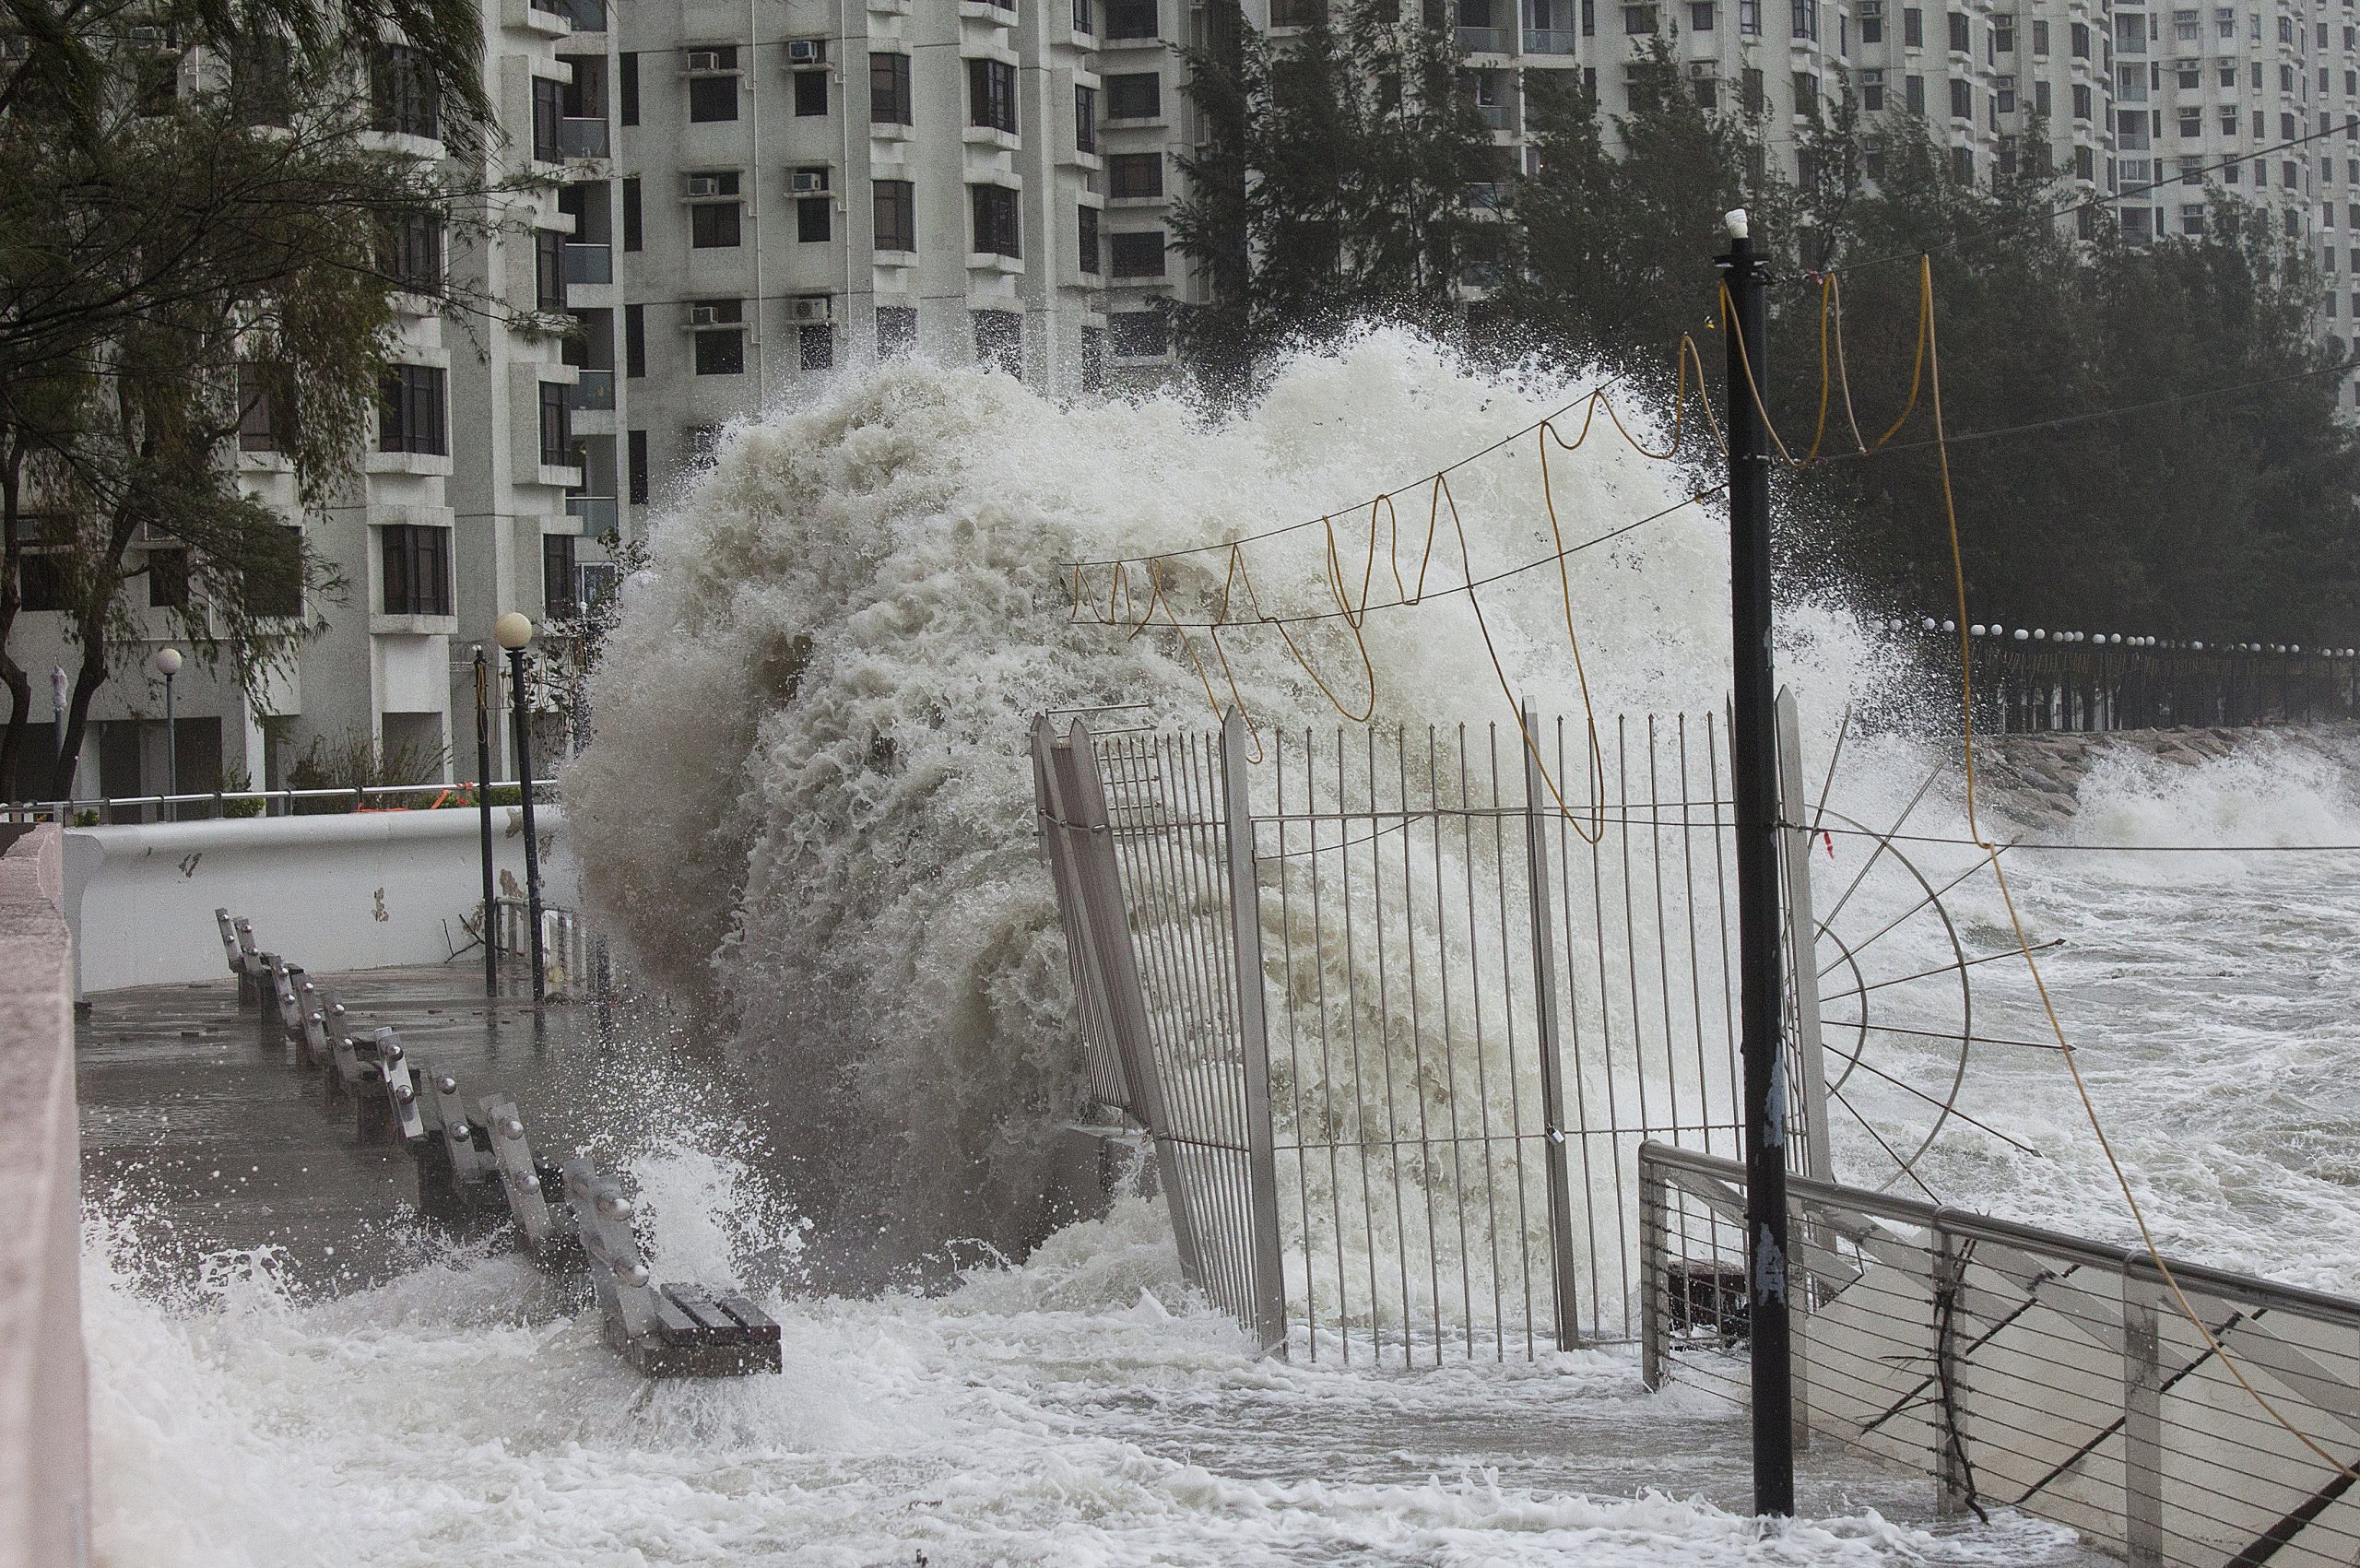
[1459,23,1516,50]
[3,779,560,824]
[1929,639,2360,733]
[562,0,607,29]
[491,895,602,998]
[569,369,616,410]
[1641,1141,2360,1565]
[1035,697,1831,1363]
[558,116,608,159]
[566,494,620,533]
[1524,26,1579,50]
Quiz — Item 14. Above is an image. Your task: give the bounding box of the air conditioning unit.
[685,49,726,72]
[791,168,830,193]
[786,38,825,64]
[684,173,725,197]
[1686,61,1715,77]
[128,24,171,47]
[689,303,722,326]
[790,295,834,324]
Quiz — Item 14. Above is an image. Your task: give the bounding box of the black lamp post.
[494,612,547,1004]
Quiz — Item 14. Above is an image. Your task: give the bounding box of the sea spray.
[563,330,1888,1279]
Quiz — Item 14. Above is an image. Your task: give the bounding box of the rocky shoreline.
[1971,722,2360,832]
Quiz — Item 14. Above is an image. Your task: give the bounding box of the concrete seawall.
[1977,721,2360,831]
[0,824,88,1566]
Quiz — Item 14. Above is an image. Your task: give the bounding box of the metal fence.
[1927,638,2360,733]
[1032,696,1833,1363]
[2,779,560,825]
[1642,1140,2360,1566]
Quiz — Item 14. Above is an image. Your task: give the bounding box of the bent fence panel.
[1036,701,1828,1362]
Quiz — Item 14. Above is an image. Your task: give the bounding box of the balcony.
[566,495,620,534]
[1479,102,1516,130]
[1524,27,1578,51]
[563,241,612,285]
[569,370,615,411]
[1458,24,1516,51]
[559,115,608,159]
[563,0,606,28]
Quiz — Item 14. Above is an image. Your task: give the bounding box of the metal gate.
[1032,696,1829,1362]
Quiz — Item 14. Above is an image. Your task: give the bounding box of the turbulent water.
[84,335,2360,1564]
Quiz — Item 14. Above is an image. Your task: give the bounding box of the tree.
[0,1,507,796]
[1170,0,1496,399]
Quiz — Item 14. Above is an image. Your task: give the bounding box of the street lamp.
[495,612,547,1004]
[150,647,182,821]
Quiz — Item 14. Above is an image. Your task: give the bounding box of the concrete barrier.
[0,824,89,1566]
[63,806,572,996]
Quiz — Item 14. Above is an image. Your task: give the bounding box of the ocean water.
[82,336,2360,1564]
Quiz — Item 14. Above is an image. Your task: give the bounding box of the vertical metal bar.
[1522,701,1582,1350]
[1933,1224,1970,1516]
[1398,729,1445,1367]
[1722,209,1795,1518]
[1053,720,1207,1292]
[1776,690,1832,1185]
[2123,1267,2166,1567]
[1219,710,1289,1358]
[1639,1147,1669,1389]
[1434,725,1476,1359]
[1365,725,1412,1366]
[507,648,548,1004]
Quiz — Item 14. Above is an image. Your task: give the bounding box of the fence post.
[2122,1268,2166,1567]
[1520,702,1584,1351]
[1774,691,1832,1185]
[1932,1224,1973,1517]
[1218,708,1290,1358]
[1639,1147,1670,1389]
[1032,717,1133,1112]
[1045,719,1209,1295]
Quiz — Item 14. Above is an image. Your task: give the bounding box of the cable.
[1913,250,2360,1487]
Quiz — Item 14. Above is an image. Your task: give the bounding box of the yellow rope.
[1915,251,2360,1482]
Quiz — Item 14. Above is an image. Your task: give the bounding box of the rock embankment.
[1974,722,2357,831]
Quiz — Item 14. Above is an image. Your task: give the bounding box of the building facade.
[12,0,2354,806]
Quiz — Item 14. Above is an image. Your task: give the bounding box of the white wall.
[63,805,572,996]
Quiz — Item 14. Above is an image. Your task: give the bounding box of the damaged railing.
[1642,1139,2360,1566]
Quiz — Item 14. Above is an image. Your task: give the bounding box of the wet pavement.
[77,964,621,1294]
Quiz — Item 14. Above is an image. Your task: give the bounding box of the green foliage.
[1172,1,1499,401]
[286,727,447,813]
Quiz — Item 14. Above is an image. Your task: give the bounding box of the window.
[2223,107,2239,136]
[971,183,1021,256]
[381,525,452,617]
[1792,0,1816,38]
[1103,0,1156,37]
[535,230,565,309]
[1903,6,1921,44]
[694,329,744,376]
[369,43,440,138]
[620,53,638,125]
[1796,70,1819,111]
[531,76,564,159]
[1624,4,1656,31]
[1952,147,1973,182]
[2031,17,2047,52]
[1075,0,1095,32]
[1106,72,1160,119]
[873,179,915,253]
[2177,61,2200,89]
[878,305,918,358]
[2217,5,2235,37]
[1108,152,1163,197]
[1076,84,1098,152]
[622,176,642,251]
[2283,63,2296,92]
[625,304,645,377]
[1946,9,1967,50]
[870,53,913,125]
[542,534,578,620]
[974,309,1022,376]
[378,365,446,455]
[236,364,278,452]
[798,193,831,242]
[1860,66,1884,109]
[1692,0,1717,26]
[2075,144,2095,182]
[970,56,1018,133]
[794,68,828,116]
[800,324,834,372]
[2070,19,2089,56]
[1739,0,1758,33]
[1079,203,1101,272]
[690,200,741,247]
[148,548,187,609]
[2035,78,2051,113]
[2180,106,2201,136]
[1949,77,1972,117]
[1082,326,1105,391]
[2072,82,2092,119]
[628,430,649,504]
[1109,311,1168,357]
[1906,73,1925,113]
[1109,229,1164,276]
[1996,75,2015,112]
[1993,15,2013,51]
[1744,66,1765,112]
[378,213,442,295]
[1859,0,1882,41]
[538,383,572,467]
[688,48,740,122]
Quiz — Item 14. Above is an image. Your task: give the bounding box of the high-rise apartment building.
[15,0,2352,807]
